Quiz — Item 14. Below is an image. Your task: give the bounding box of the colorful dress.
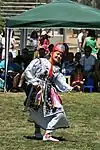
[24,58,73,130]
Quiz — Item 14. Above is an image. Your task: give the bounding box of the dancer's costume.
[24,58,73,131]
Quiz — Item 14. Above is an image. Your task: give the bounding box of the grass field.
[0,92,100,150]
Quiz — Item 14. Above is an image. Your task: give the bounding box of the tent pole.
[25,29,28,47]
[20,29,27,55]
[63,28,67,43]
[4,28,11,92]
[20,29,23,55]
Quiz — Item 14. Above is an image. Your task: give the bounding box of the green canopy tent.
[6,0,100,28]
[4,0,100,91]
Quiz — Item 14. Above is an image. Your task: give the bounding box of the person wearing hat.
[23,43,74,142]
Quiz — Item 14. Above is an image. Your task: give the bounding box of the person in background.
[0,30,3,59]
[93,50,100,91]
[38,47,46,58]
[83,30,98,58]
[16,48,33,91]
[29,30,38,58]
[23,43,76,142]
[19,48,33,70]
[58,43,69,70]
[80,45,96,77]
[62,43,69,62]
[1,30,5,59]
[48,44,54,53]
[46,44,54,59]
[29,30,38,50]
[61,52,76,76]
[39,31,50,52]
[1,30,16,59]
[0,30,2,45]
[77,29,85,53]
[0,52,20,73]
[74,52,81,65]
[63,43,69,56]
[0,52,21,91]
[9,31,16,58]
[71,64,85,92]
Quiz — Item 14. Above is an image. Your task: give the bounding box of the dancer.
[24,43,74,142]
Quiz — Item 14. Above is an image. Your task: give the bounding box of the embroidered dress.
[24,58,73,130]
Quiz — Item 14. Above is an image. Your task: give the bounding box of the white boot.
[43,133,59,142]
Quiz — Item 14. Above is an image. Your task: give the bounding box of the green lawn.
[0,92,100,150]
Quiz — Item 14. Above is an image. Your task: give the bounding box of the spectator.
[15,48,33,91]
[46,44,54,59]
[1,30,5,59]
[62,43,69,63]
[1,30,16,59]
[77,29,85,53]
[29,30,38,58]
[0,52,21,91]
[17,48,32,71]
[17,48,33,91]
[63,43,69,57]
[83,30,98,57]
[29,30,38,51]
[38,47,46,58]
[9,31,16,58]
[80,45,96,77]
[75,52,81,65]
[93,50,100,91]
[48,44,54,54]
[61,52,76,76]
[71,64,85,91]
[0,52,20,72]
[39,31,50,52]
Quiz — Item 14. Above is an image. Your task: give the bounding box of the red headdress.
[48,43,65,78]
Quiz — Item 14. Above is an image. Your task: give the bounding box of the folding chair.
[83,76,94,93]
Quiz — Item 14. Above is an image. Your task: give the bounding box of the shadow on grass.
[23,135,43,140]
[23,135,77,142]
